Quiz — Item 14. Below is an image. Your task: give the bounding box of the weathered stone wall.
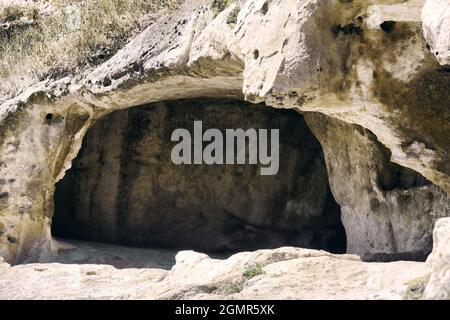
[306,113,450,260]
[424,217,450,299]
[0,101,93,263]
[53,100,345,253]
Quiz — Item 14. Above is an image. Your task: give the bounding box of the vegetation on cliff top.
[0,0,180,103]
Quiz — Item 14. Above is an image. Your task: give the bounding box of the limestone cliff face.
[0,0,449,296]
[306,113,449,260]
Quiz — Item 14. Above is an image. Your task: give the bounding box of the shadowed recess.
[53,99,346,254]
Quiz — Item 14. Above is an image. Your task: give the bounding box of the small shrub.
[226,7,240,25]
[243,263,264,280]
[213,0,233,13]
[1,5,24,22]
[223,262,265,295]
[225,282,244,294]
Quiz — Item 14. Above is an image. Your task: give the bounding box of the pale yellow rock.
[423,218,450,299]
[0,241,431,300]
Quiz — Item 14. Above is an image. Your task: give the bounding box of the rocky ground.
[0,239,431,300]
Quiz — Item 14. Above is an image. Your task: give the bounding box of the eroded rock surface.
[306,113,450,260]
[423,217,450,299]
[422,0,450,65]
[0,241,430,300]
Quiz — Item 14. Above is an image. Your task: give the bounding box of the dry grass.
[0,0,180,102]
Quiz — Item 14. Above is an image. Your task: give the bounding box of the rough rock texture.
[0,0,449,273]
[305,113,450,260]
[423,218,450,299]
[422,0,450,65]
[52,100,345,253]
[0,240,430,300]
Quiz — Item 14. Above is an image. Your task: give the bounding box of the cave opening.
[52,99,346,255]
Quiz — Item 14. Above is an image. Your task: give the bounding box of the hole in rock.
[45,113,53,124]
[52,99,346,255]
[253,49,259,60]
[380,21,396,33]
[261,2,269,15]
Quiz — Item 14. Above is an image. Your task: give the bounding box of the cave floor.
[0,239,430,300]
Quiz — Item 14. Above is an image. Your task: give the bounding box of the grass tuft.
[243,263,264,280]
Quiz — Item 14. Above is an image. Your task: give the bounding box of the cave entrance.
[52,99,346,254]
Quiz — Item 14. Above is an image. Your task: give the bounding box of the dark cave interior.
[52,99,347,254]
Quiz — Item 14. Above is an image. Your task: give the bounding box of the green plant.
[243,263,264,280]
[225,282,244,294]
[212,0,233,12]
[226,7,240,25]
